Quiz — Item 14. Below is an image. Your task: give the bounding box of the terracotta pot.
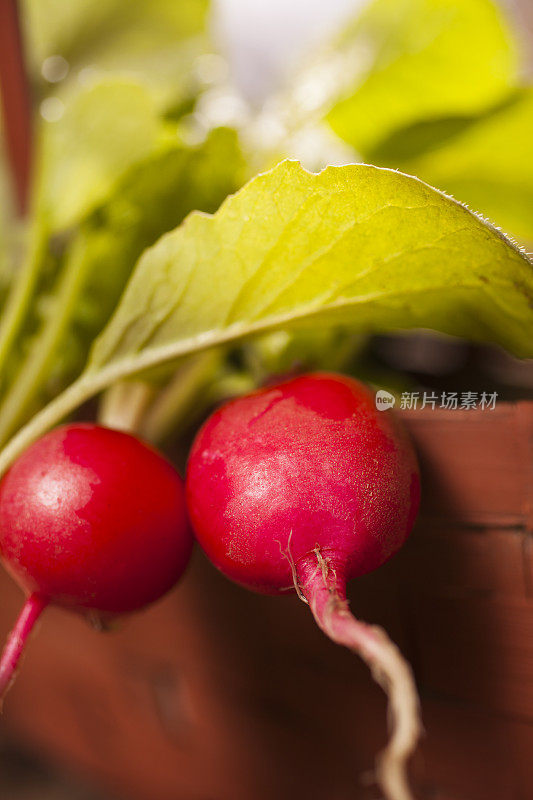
[1,403,532,800]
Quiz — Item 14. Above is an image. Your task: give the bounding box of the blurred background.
[1,0,533,798]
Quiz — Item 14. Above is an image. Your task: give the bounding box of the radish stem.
[0,218,48,390]
[98,379,156,433]
[299,550,421,800]
[0,593,48,706]
[140,350,222,443]
[0,233,97,447]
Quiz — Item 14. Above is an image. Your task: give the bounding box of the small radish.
[186,372,421,800]
[0,423,192,703]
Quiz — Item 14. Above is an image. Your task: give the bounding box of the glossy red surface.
[186,373,420,594]
[0,424,192,614]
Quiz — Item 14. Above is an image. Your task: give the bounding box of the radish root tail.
[299,550,421,800]
[0,593,47,709]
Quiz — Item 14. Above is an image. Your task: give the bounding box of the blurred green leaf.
[38,77,164,232]
[0,78,167,377]
[375,89,533,242]
[242,328,365,382]
[22,0,210,108]
[0,127,244,445]
[54,125,245,389]
[325,0,517,154]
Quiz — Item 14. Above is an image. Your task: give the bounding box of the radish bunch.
[0,372,421,800]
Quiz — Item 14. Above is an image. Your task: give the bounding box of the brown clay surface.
[0,402,532,800]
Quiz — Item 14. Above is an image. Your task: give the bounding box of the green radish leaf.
[90,160,533,377]
[371,89,533,242]
[38,78,164,232]
[1,159,532,475]
[42,126,245,395]
[0,128,243,445]
[325,0,517,155]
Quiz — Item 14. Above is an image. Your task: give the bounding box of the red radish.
[186,372,421,800]
[0,423,192,703]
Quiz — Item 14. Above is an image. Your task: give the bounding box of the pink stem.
[0,592,47,706]
[0,0,33,214]
[298,552,421,800]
